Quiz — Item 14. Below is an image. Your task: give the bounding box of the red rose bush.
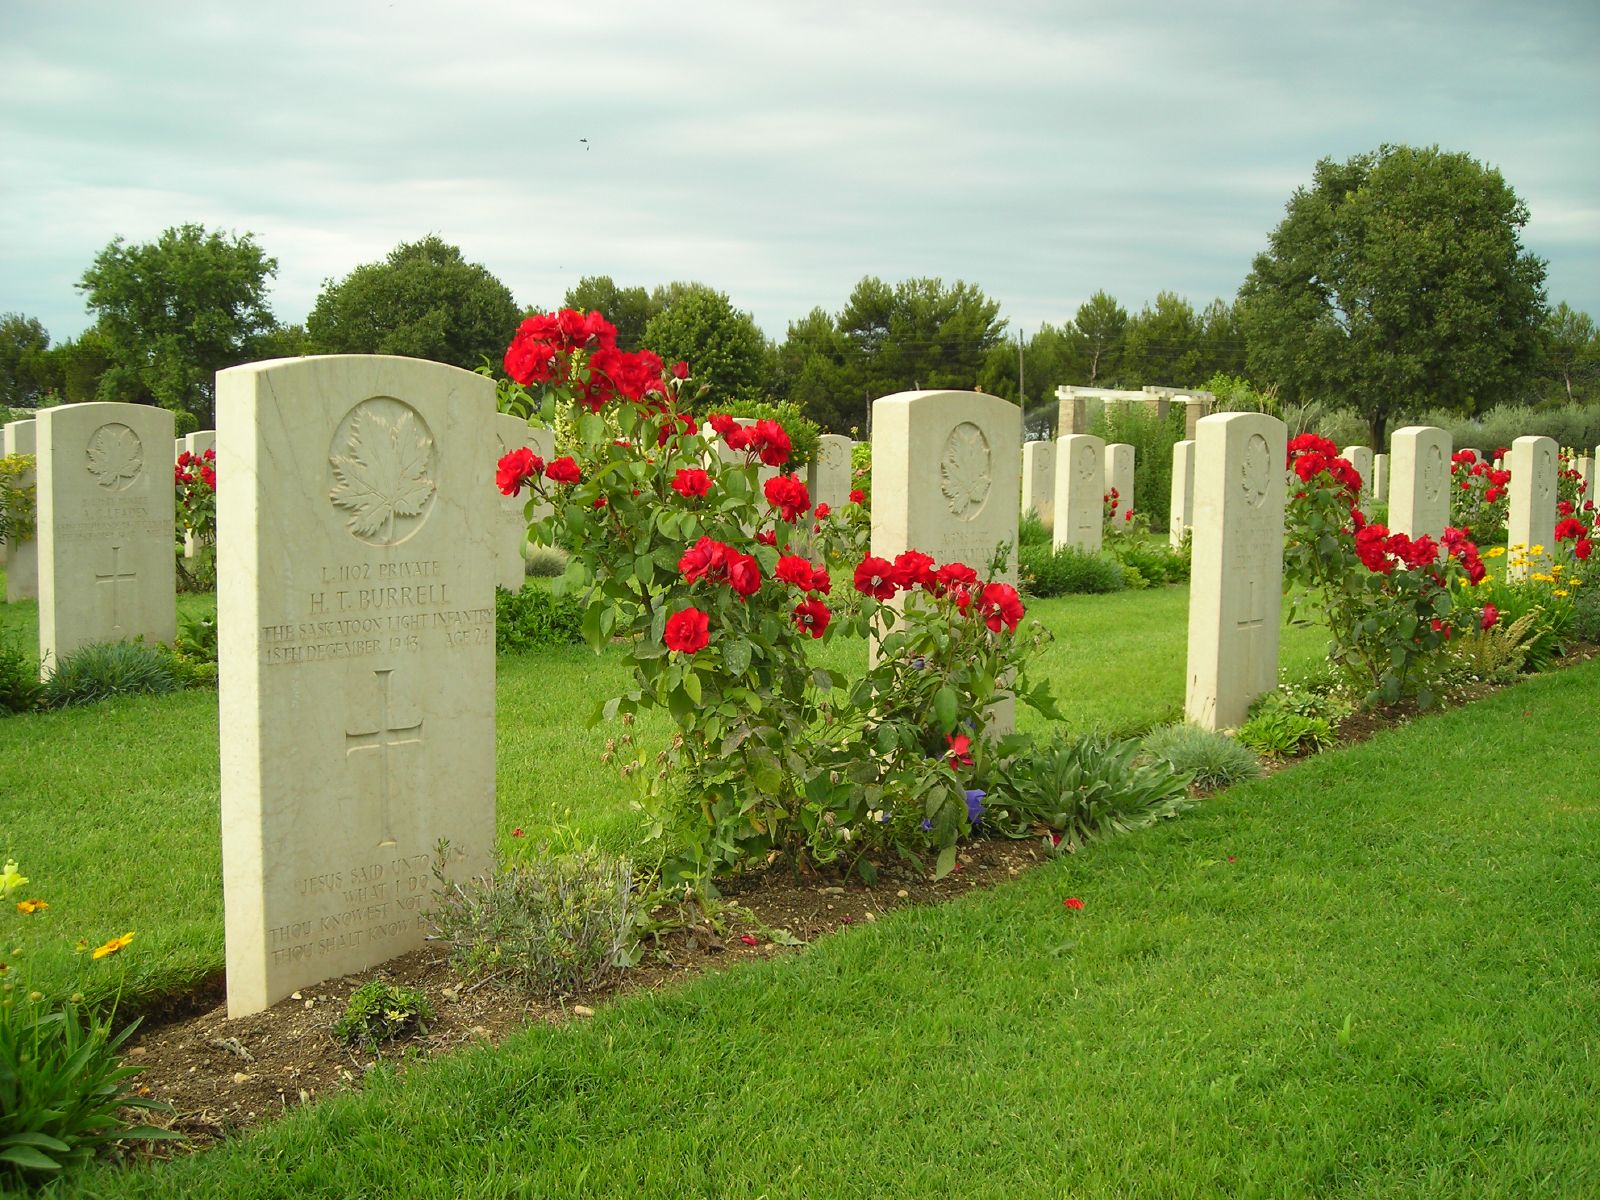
[495,310,1056,884]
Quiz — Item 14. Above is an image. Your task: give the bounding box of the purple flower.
[920,818,933,832]
[965,789,986,824]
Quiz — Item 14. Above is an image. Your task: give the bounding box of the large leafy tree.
[1121,291,1203,386]
[1239,144,1548,446]
[1067,291,1127,386]
[77,223,280,429]
[640,283,770,403]
[307,235,520,373]
[837,276,1008,399]
[1537,302,1599,404]
[771,307,860,432]
[0,313,52,408]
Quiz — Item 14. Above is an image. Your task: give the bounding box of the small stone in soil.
[572,1005,595,1018]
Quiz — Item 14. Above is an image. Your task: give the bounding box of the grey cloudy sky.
[2,0,1596,347]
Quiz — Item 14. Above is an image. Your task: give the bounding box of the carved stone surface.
[940,422,992,520]
[217,356,496,1018]
[1053,434,1104,553]
[1389,426,1451,541]
[36,402,175,666]
[1507,435,1558,577]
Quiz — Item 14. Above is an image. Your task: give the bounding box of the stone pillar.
[3,420,38,602]
[1104,443,1134,525]
[1185,413,1287,731]
[216,355,496,1017]
[1052,434,1105,553]
[1020,440,1055,527]
[1507,435,1558,579]
[1372,452,1389,504]
[807,434,853,513]
[1169,439,1195,547]
[1342,445,1373,504]
[37,402,177,670]
[1388,426,1451,541]
[493,413,554,592]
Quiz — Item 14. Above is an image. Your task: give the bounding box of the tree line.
[2,145,1597,442]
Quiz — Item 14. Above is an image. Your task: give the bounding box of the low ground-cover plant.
[1140,723,1262,791]
[0,862,178,1188]
[496,308,1060,886]
[985,732,1193,851]
[429,842,640,998]
[332,981,435,1050]
[41,641,179,707]
[1236,709,1333,758]
[0,453,35,545]
[1018,543,1125,597]
[0,631,42,714]
[495,584,584,654]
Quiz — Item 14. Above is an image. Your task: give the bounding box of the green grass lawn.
[2,584,1327,1009]
[38,644,1600,1198]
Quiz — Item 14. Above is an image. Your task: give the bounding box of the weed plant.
[41,641,179,708]
[0,630,41,714]
[495,584,584,653]
[1140,723,1262,790]
[333,981,435,1049]
[1018,544,1125,597]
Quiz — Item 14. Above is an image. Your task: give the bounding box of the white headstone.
[1169,439,1195,547]
[492,414,553,592]
[871,390,1021,730]
[36,402,176,670]
[216,355,497,1017]
[1507,435,1558,578]
[1388,426,1451,541]
[1020,441,1055,527]
[3,420,38,602]
[182,430,217,559]
[807,434,853,513]
[1185,413,1286,731]
[1052,434,1105,553]
[1578,454,1594,500]
[1104,443,1134,525]
[1372,452,1389,504]
[1342,445,1373,502]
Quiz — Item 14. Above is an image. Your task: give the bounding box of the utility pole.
[1017,330,1025,413]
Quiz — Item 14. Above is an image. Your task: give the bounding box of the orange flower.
[92,931,136,960]
[15,899,47,914]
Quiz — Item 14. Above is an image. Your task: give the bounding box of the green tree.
[641,283,770,403]
[1238,144,1548,446]
[307,235,520,372]
[50,327,117,405]
[772,307,860,432]
[562,276,658,349]
[1537,302,1599,404]
[1067,291,1127,386]
[1121,291,1203,386]
[77,223,280,428]
[836,276,1008,401]
[0,314,52,408]
[1197,298,1247,379]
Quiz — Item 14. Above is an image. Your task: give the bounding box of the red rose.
[853,556,897,600]
[671,468,712,498]
[200,465,216,489]
[707,413,739,439]
[933,562,978,591]
[679,536,730,583]
[750,419,792,467]
[544,456,581,485]
[977,582,1024,633]
[755,529,777,547]
[671,360,689,380]
[1576,538,1593,561]
[664,607,710,653]
[496,446,544,496]
[725,552,762,597]
[814,503,830,520]
[1557,500,1575,517]
[1555,517,1587,542]
[810,567,831,595]
[1480,603,1499,630]
[763,474,811,524]
[946,733,973,768]
[848,489,866,505]
[776,555,817,589]
[792,597,831,638]
[889,550,936,590]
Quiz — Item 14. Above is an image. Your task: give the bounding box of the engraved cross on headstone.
[1235,557,1270,689]
[345,668,424,848]
[93,544,137,634]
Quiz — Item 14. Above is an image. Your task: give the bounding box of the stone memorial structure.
[216,355,496,1017]
[36,402,176,670]
[1020,440,1055,527]
[1185,412,1286,731]
[1104,443,1134,524]
[1388,426,1451,541]
[871,390,1020,728]
[1507,435,1557,578]
[3,420,38,602]
[493,413,553,592]
[1342,445,1374,502]
[1052,434,1105,553]
[1372,452,1389,504]
[1169,439,1195,547]
[807,434,853,512]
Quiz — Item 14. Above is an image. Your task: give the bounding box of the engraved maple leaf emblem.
[940,424,991,518]
[329,408,435,542]
[85,424,143,490]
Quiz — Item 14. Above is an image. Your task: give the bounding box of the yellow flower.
[1485,546,1507,559]
[15,899,47,915]
[1531,544,1545,556]
[0,861,25,899]
[92,932,136,960]
[1554,589,1569,597]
